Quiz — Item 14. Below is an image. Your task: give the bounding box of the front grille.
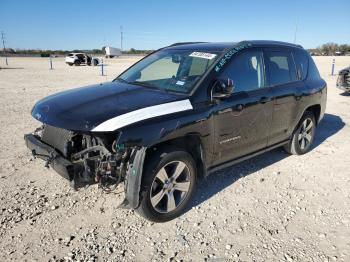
[41,125,73,155]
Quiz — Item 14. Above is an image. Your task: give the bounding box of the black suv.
[25,41,327,222]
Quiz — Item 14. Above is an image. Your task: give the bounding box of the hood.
[31,81,191,132]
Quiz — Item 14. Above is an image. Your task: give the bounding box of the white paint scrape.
[92,99,193,132]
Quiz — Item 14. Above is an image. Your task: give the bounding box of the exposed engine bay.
[31,124,133,191]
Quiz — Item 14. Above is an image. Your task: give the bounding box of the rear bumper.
[24,134,74,181]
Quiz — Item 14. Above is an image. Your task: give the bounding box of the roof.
[68,52,87,55]
[164,40,303,52]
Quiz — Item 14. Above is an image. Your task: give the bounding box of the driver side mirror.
[212,78,234,99]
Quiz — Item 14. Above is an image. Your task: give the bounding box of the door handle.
[260,96,271,104]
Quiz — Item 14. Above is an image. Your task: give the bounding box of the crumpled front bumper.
[24,134,74,181]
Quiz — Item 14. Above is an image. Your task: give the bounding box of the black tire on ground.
[284,111,316,155]
[92,59,99,66]
[136,149,197,222]
[74,60,81,66]
[68,63,73,66]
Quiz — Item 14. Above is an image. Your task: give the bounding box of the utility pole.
[120,25,123,51]
[1,31,8,66]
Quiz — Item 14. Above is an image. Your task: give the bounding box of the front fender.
[116,104,212,148]
[117,106,213,209]
[120,147,147,209]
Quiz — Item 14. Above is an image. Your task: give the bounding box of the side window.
[293,49,309,80]
[219,50,265,92]
[265,51,296,86]
[307,57,321,80]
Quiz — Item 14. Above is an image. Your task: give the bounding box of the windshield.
[116,49,219,93]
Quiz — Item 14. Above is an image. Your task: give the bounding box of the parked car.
[65,53,99,66]
[337,66,350,92]
[25,41,327,222]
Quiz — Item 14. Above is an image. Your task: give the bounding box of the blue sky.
[0,0,349,50]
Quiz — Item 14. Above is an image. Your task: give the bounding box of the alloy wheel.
[150,161,191,213]
[298,118,314,150]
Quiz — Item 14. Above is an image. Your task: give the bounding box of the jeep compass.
[24,41,327,222]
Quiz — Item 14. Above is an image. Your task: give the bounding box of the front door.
[212,49,273,166]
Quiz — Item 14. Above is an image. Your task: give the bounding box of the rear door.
[264,48,300,145]
[212,49,274,166]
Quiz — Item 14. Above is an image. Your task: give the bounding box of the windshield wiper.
[115,78,129,84]
[129,81,159,90]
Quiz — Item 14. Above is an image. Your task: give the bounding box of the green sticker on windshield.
[215,42,252,73]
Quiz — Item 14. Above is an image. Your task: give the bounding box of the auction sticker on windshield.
[189,52,217,60]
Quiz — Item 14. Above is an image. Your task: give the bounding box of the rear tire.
[136,149,196,222]
[284,111,316,155]
[92,59,99,66]
[74,60,81,66]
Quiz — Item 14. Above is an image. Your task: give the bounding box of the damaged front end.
[24,125,142,196]
[337,66,350,92]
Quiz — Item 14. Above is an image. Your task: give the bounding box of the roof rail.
[169,42,208,47]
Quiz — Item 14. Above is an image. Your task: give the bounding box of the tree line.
[308,43,350,56]
[2,43,350,57]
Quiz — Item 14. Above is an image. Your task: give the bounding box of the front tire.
[284,111,316,155]
[136,149,196,222]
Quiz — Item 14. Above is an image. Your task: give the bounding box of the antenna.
[293,19,298,44]
[120,25,123,50]
[1,31,8,66]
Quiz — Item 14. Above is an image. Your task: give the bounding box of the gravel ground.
[0,56,349,261]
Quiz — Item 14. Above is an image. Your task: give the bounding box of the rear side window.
[265,51,297,86]
[219,50,265,92]
[307,57,321,80]
[293,49,309,80]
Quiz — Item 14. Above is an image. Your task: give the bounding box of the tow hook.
[31,149,56,168]
[44,152,55,168]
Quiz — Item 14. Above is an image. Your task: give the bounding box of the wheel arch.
[121,134,206,210]
[146,134,206,178]
[305,104,321,124]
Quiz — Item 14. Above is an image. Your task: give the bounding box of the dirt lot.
[0,55,349,261]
